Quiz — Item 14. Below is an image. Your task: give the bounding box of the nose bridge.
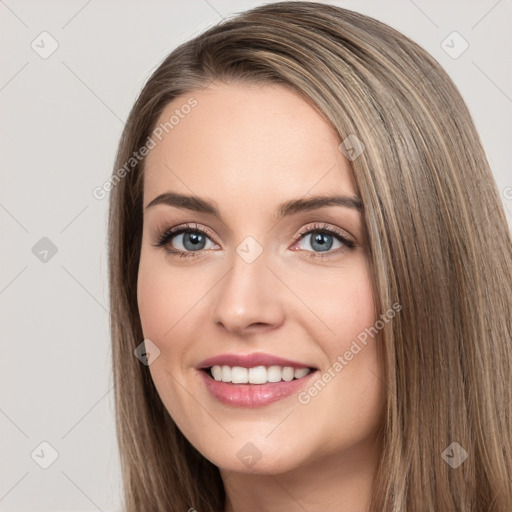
[211,241,285,333]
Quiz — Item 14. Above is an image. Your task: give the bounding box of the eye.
[291,222,355,259]
[153,223,219,258]
[153,221,356,260]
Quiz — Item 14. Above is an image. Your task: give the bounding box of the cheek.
[136,252,201,419]
[290,258,376,345]
[288,261,382,432]
[137,250,205,342]
[137,259,171,341]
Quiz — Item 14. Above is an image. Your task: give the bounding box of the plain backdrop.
[1,0,511,510]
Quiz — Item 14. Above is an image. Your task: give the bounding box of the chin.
[193,436,310,475]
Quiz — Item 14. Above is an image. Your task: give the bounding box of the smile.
[198,366,317,408]
[208,365,312,384]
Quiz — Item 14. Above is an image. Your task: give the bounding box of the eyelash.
[153,222,356,260]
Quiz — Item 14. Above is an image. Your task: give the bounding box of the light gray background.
[1,0,511,510]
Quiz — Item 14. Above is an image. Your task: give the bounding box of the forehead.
[143,82,357,208]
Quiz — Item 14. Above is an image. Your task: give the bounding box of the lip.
[196,352,316,370]
[198,368,318,407]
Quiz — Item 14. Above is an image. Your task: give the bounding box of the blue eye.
[154,222,355,260]
[302,231,338,252]
[155,224,218,258]
[294,223,355,259]
[170,230,211,252]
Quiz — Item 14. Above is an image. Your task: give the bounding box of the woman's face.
[137,82,385,474]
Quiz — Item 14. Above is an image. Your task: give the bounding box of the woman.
[108,2,512,511]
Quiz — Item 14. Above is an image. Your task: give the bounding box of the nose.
[211,248,286,337]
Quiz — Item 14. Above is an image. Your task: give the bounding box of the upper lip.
[197,352,317,370]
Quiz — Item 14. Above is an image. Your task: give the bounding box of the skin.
[137,82,385,512]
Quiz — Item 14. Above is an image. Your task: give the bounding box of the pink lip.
[198,369,317,407]
[196,352,316,370]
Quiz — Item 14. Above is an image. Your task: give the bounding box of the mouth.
[202,364,317,384]
[196,352,319,407]
[198,365,318,408]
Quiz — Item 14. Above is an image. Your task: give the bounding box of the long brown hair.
[108,2,512,510]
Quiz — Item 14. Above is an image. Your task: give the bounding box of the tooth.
[231,366,249,383]
[267,366,282,382]
[248,366,267,384]
[294,368,310,379]
[282,366,294,382]
[211,365,222,381]
[214,364,310,384]
[221,365,231,382]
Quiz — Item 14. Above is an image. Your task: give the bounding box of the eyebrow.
[145,192,363,218]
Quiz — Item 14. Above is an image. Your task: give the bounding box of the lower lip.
[199,369,317,407]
